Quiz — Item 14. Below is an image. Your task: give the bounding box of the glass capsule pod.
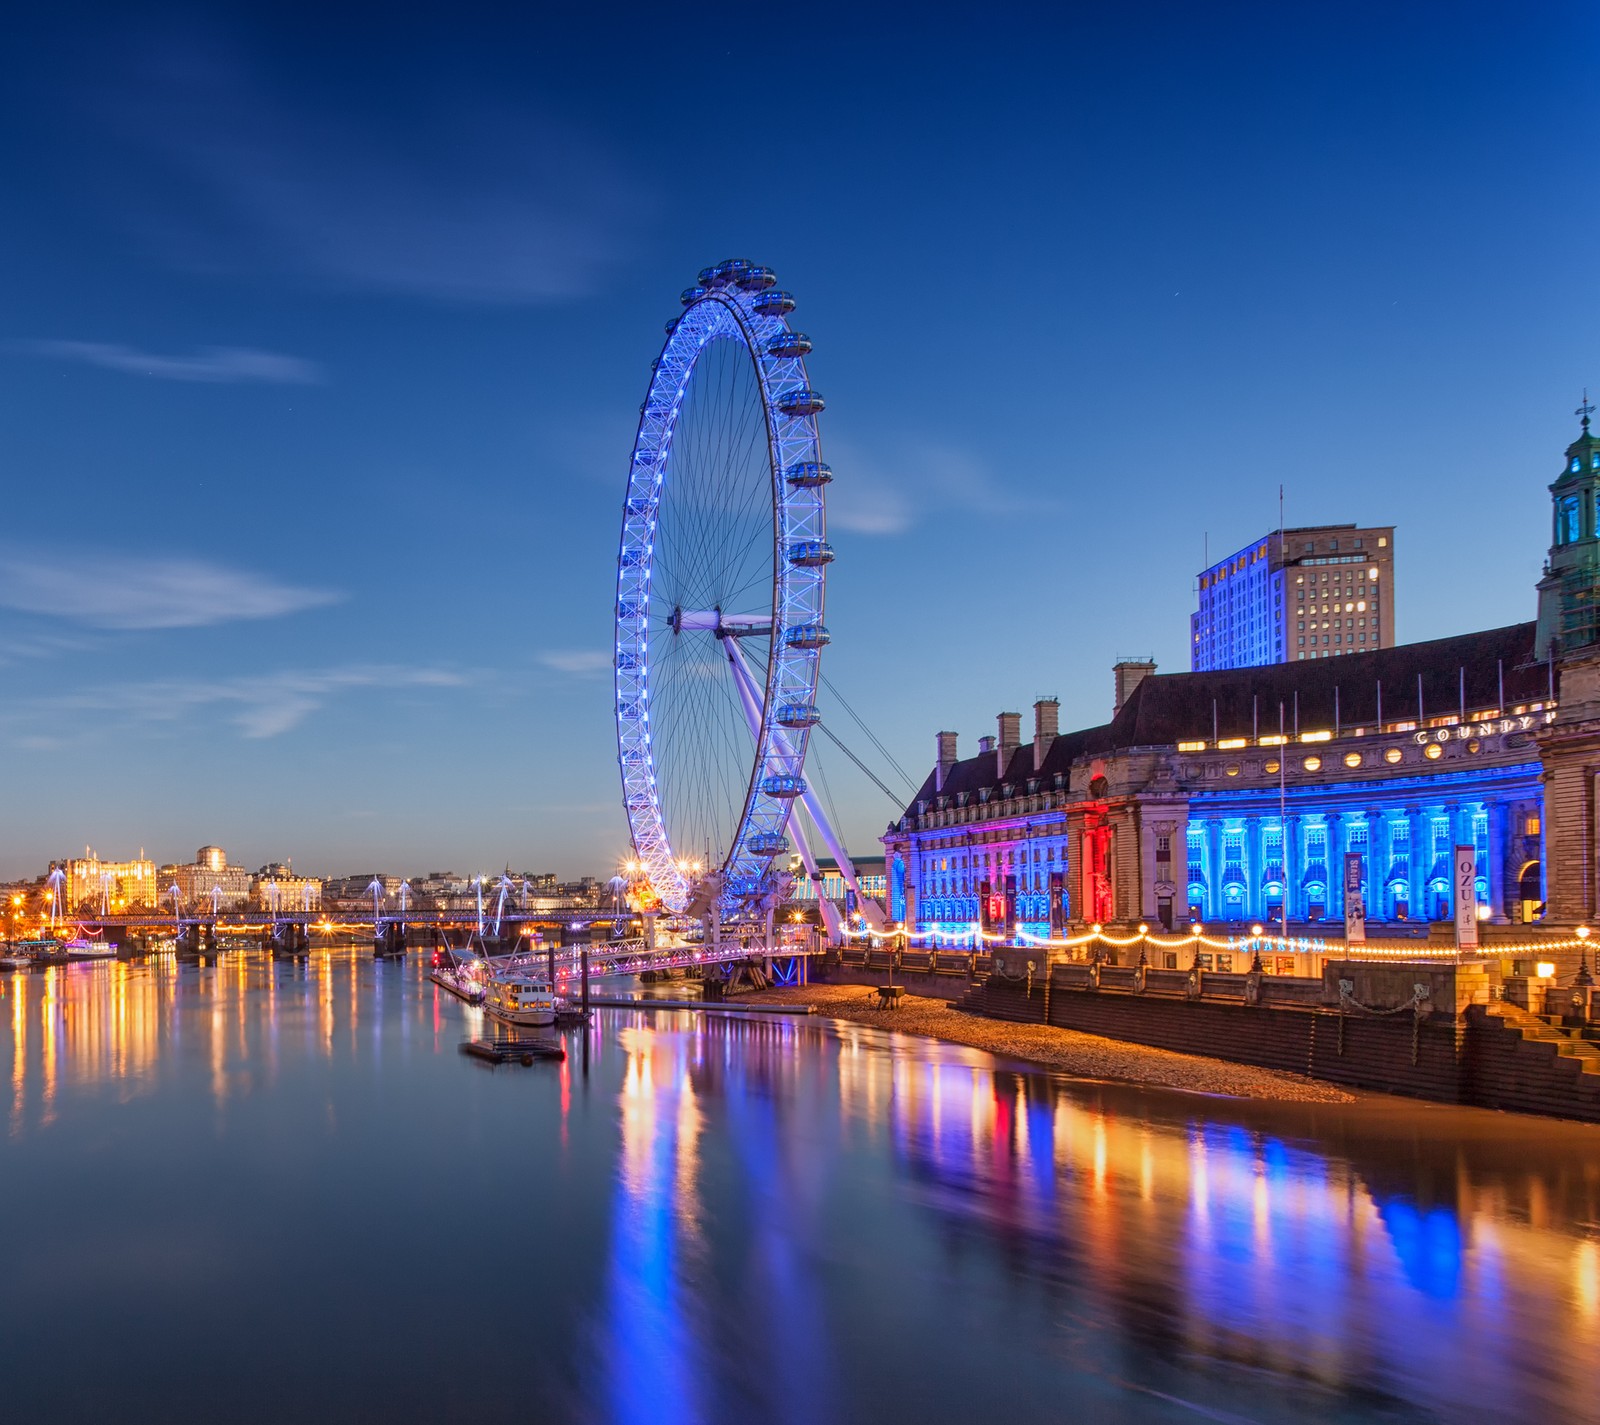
[783,461,832,487]
[784,624,830,649]
[766,331,812,358]
[776,702,822,727]
[748,833,790,856]
[777,387,824,416]
[787,540,835,567]
[737,265,777,292]
[753,290,797,317]
[680,285,708,305]
[760,775,807,798]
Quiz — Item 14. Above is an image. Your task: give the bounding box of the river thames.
[3,947,1598,1424]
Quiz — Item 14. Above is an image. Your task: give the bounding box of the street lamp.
[1249,922,1265,973]
[1576,924,1594,988]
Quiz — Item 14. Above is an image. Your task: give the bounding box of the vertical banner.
[1343,852,1365,945]
[1454,845,1479,951]
[1048,870,1065,937]
[978,880,993,932]
[1004,874,1017,934]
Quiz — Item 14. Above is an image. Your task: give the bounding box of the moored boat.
[484,972,556,1028]
[63,938,116,960]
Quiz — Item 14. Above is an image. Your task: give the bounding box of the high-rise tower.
[1535,396,1600,660]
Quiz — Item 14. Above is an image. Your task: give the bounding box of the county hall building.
[883,415,1600,966]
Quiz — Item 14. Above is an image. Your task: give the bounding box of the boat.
[484,972,556,1028]
[0,954,32,971]
[14,938,64,962]
[63,938,116,960]
[429,949,487,1005]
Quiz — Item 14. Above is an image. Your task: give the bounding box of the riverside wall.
[823,949,1600,1123]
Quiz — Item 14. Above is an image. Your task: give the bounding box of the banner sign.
[1343,853,1365,945]
[1048,870,1065,937]
[1454,845,1479,951]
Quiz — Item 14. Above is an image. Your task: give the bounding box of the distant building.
[787,855,887,910]
[157,845,252,910]
[58,851,157,913]
[1191,524,1396,671]
[251,866,321,913]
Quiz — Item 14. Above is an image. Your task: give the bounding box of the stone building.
[885,414,1600,964]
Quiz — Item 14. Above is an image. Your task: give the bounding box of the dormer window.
[1573,457,1583,473]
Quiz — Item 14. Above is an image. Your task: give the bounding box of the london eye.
[615,259,834,925]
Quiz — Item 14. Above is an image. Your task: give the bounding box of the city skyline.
[2,1,1596,879]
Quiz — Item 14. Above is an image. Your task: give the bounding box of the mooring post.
[581,948,591,1014]
[547,940,557,999]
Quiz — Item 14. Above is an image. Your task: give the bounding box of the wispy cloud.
[0,549,341,629]
[25,665,468,739]
[25,341,322,384]
[826,439,1048,536]
[89,34,649,304]
[539,650,612,676]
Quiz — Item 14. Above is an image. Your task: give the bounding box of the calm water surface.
[3,948,1598,1424]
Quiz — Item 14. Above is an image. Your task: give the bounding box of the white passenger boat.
[484,973,556,1028]
[63,938,116,960]
[429,955,487,1005]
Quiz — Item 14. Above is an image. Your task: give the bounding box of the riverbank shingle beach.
[739,983,1355,1103]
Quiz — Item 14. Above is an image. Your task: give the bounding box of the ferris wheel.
[615,258,855,928]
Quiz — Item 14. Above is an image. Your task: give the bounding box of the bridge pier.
[270,921,310,957]
[375,920,407,958]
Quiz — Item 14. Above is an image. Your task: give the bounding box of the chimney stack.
[977,735,996,754]
[1113,659,1157,716]
[996,711,1022,777]
[1033,697,1059,771]
[935,731,959,791]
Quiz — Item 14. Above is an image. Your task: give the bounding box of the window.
[1264,759,1280,773]
[1525,814,1541,836]
[1303,756,1322,771]
[1560,494,1581,543]
[1378,536,1388,547]
[1344,752,1362,768]
[1424,743,1443,760]
[1573,457,1583,474]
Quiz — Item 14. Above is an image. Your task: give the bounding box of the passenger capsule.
[777,387,825,416]
[747,832,789,857]
[737,265,777,292]
[776,702,822,728]
[713,258,753,285]
[754,290,797,317]
[784,461,832,487]
[787,540,835,567]
[680,285,708,306]
[697,266,721,287]
[766,331,811,358]
[664,318,679,336]
[760,775,807,798]
[784,624,830,650]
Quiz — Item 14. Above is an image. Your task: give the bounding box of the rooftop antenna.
[1580,389,1595,435]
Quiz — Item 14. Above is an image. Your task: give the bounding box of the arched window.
[1559,494,1581,544]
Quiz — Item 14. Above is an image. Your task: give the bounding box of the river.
[2,947,1596,1423]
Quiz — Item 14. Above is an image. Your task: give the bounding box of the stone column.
[1326,812,1345,926]
[1207,819,1223,923]
[1367,807,1386,923]
[1487,800,1511,922]
[1407,807,1427,922]
[1245,815,1263,922]
[1285,814,1302,924]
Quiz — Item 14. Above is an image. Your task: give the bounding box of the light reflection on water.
[1,948,1598,1424]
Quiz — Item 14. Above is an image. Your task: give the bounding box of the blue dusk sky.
[0,1,1595,880]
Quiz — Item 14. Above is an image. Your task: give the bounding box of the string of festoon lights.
[842,916,1599,965]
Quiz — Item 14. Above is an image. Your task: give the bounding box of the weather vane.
[1579,389,1595,434]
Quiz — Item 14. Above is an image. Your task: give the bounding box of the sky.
[1,0,1596,881]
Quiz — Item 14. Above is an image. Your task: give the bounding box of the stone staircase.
[1483,1001,1600,1077]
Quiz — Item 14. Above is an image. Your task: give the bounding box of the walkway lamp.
[1577,925,1594,988]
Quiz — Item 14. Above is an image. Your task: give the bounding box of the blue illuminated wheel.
[616,259,831,917]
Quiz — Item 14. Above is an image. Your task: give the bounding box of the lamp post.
[1250,922,1265,974]
[1576,924,1594,988]
[1190,921,1205,970]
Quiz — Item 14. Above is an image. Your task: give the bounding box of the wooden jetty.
[459,1036,566,1065]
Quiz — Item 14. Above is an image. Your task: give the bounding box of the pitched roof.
[901,621,1542,817]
